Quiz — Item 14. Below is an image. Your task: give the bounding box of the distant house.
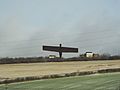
[85,52,94,58]
[80,52,100,59]
[48,55,56,59]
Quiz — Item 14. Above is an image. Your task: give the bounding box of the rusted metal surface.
[43,44,78,58]
[43,46,78,52]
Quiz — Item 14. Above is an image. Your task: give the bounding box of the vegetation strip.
[0,72,120,90]
[0,68,120,84]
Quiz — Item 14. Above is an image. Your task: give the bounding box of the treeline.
[0,57,47,64]
[0,55,120,64]
[65,55,120,61]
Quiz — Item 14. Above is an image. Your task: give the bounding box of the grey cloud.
[0,11,120,57]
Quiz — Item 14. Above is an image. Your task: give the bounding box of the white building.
[48,55,56,59]
[85,52,94,58]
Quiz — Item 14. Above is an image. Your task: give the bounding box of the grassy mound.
[0,73,120,90]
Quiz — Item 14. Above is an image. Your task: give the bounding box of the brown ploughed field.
[0,60,120,79]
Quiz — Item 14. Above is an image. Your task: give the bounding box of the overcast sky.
[0,0,120,57]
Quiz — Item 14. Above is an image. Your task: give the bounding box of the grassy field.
[0,60,120,79]
[0,73,120,90]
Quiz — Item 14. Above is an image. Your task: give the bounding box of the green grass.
[0,73,120,90]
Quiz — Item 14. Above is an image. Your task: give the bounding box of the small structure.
[85,52,94,58]
[48,55,56,59]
